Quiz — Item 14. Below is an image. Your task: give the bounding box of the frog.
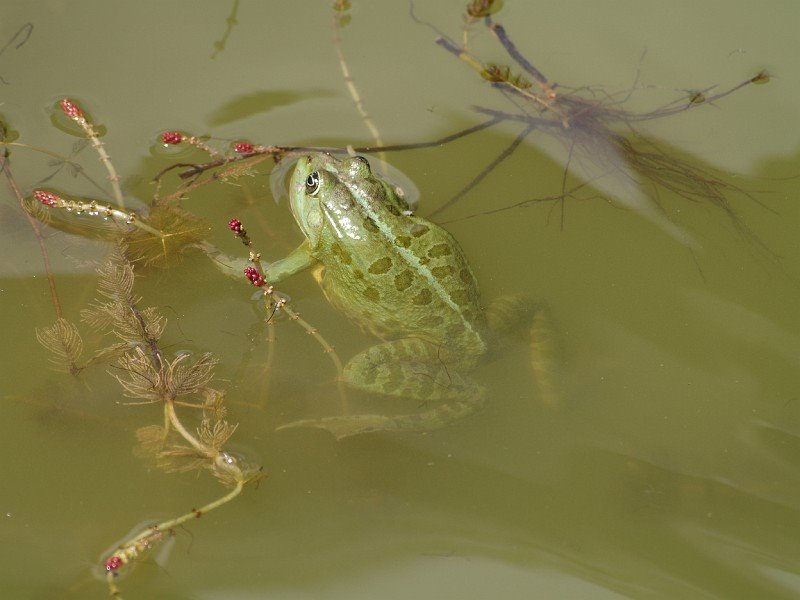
[263,152,543,438]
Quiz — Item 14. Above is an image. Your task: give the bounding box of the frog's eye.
[305,171,320,196]
[347,155,371,178]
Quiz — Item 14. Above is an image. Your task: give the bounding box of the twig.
[485,17,549,87]
[160,119,504,183]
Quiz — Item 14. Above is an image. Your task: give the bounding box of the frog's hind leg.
[278,339,485,439]
[487,296,562,407]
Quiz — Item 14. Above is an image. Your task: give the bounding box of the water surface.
[1,1,799,598]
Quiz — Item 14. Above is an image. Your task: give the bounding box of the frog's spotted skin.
[264,153,493,437]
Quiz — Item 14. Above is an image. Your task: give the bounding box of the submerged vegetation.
[0,1,787,597]
[36,241,263,597]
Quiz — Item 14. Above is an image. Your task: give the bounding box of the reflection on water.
[1,1,798,598]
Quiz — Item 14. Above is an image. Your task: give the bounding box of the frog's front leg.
[199,239,317,283]
[261,240,317,284]
[278,338,485,439]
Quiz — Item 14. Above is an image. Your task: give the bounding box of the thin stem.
[75,118,126,208]
[165,400,208,455]
[105,478,245,598]
[430,122,534,217]
[331,4,387,165]
[485,17,549,86]
[280,302,349,414]
[1,141,116,197]
[0,154,64,319]
[163,118,503,183]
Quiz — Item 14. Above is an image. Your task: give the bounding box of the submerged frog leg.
[528,306,562,407]
[486,296,562,407]
[278,339,485,439]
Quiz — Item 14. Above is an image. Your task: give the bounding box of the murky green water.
[1,1,799,598]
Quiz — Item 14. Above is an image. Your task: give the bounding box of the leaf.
[87,342,130,367]
[113,347,161,399]
[71,138,89,154]
[123,202,210,268]
[168,353,217,398]
[198,417,237,453]
[35,318,83,373]
[96,254,136,303]
[156,445,210,473]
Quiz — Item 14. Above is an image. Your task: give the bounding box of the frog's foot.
[487,296,562,407]
[528,305,561,407]
[276,395,484,440]
[277,339,485,439]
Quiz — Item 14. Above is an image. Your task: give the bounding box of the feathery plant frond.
[168,353,217,398]
[114,346,162,400]
[35,317,84,374]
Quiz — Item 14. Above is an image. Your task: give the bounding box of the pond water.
[1,1,799,599]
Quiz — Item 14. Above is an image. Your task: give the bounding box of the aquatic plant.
[422,3,775,254]
[36,242,263,598]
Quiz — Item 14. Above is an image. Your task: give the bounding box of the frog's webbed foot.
[276,393,485,440]
[278,339,485,439]
[276,414,399,440]
[487,296,562,407]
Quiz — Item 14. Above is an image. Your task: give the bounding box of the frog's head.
[288,152,411,247]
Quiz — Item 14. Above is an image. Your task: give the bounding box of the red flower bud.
[161,131,183,145]
[243,266,266,286]
[34,190,60,207]
[105,555,123,572]
[60,98,84,120]
[233,142,254,154]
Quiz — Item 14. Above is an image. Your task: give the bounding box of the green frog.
[264,152,538,438]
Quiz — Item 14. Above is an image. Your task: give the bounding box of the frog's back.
[318,213,486,358]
